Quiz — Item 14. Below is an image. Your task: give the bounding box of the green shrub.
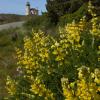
[6,14,100,99]
[5,1,100,99]
[59,3,88,26]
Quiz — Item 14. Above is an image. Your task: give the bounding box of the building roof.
[30,8,38,11]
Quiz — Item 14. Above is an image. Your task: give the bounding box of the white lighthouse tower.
[26,2,30,15]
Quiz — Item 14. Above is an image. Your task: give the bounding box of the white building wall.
[26,6,30,15]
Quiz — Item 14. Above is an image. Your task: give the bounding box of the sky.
[0,0,47,15]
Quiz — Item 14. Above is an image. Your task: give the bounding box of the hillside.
[0,14,27,25]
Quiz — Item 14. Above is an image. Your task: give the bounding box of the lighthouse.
[25,1,39,16]
[26,2,30,15]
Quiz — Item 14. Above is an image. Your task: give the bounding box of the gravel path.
[0,21,25,30]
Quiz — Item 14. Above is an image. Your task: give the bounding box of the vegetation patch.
[0,14,27,25]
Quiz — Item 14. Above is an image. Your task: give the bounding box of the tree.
[46,0,71,24]
[46,0,100,24]
[46,0,85,24]
[46,0,83,24]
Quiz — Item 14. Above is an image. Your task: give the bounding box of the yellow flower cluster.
[51,41,66,62]
[31,78,55,100]
[61,66,100,100]
[88,1,100,36]
[66,22,80,44]
[6,76,17,96]
[90,17,100,36]
[88,1,96,17]
[61,77,76,100]
[32,31,50,63]
[65,18,86,50]
[16,32,50,76]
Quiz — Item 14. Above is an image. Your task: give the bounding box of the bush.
[6,2,100,100]
[6,13,100,99]
[23,15,53,32]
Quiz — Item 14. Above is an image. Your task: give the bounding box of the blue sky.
[0,0,46,15]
